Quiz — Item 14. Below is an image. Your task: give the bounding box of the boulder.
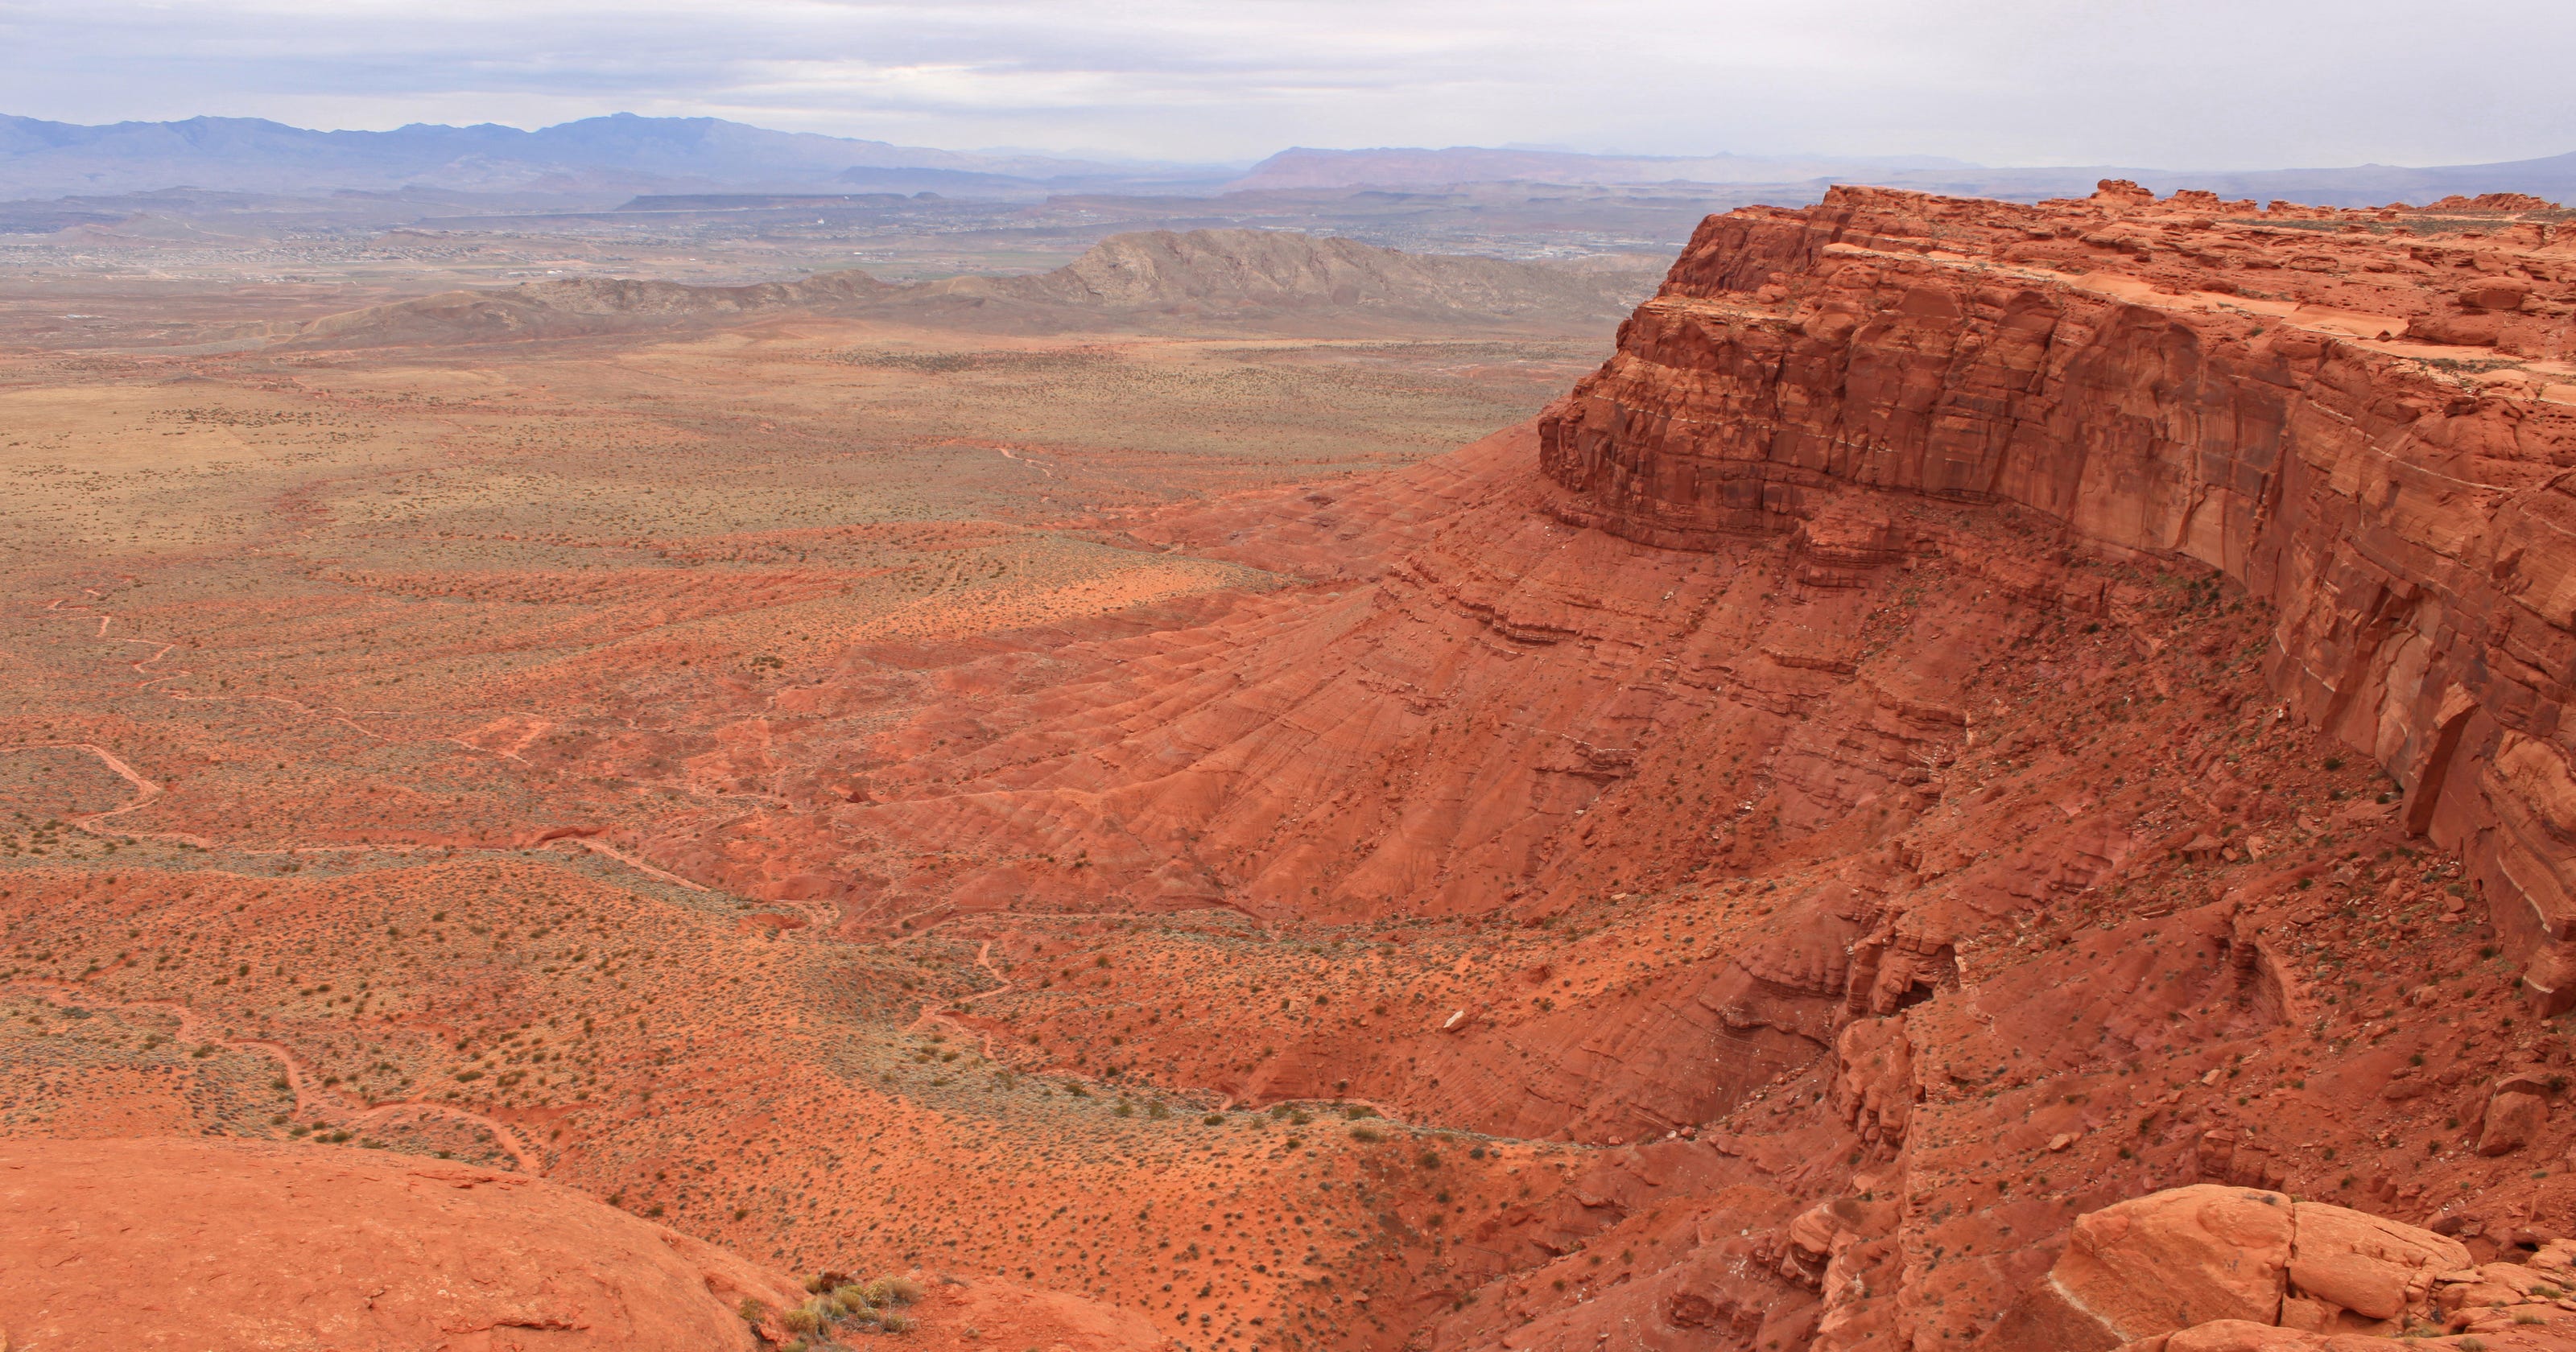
[1834,1013,1914,1148]
[2480,1088,2549,1156]
[2459,280,2534,311]
[2411,312,2503,346]
[2437,1263,2526,1315]
[1986,1189,2499,1352]
[2286,1200,2469,1321]
[1982,1186,2294,1352]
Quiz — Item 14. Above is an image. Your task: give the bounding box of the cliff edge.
[1541,181,2576,1004]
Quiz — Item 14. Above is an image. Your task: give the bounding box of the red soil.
[0,1135,806,1350]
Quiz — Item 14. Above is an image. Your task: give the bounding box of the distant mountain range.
[2,113,2570,208]
[0,112,1228,197]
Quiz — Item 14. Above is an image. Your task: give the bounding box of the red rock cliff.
[1539,183,2576,1002]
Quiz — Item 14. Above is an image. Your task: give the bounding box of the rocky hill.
[275,228,1661,346]
[906,228,1657,331]
[279,269,899,347]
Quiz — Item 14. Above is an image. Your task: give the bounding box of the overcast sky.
[2,0,2570,168]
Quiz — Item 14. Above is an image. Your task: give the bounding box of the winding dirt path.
[7,740,167,826]
[905,941,1022,1063]
[3,742,726,909]
[10,978,543,1171]
[31,592,852,922]
[17,599,1257,1124]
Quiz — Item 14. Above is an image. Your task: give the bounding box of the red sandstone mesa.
[1539,180,2576,1002]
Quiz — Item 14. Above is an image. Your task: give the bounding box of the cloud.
[2,0,2570,167]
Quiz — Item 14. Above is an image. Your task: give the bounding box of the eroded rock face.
[1985,1185,2294,1351]
[1537,184,2576,996]
[0,1136,806,1351]
[1984,1187,2487,1352]
[2285,1201,2468,1325]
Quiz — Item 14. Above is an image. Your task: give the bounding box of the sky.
[2,0,2571,169]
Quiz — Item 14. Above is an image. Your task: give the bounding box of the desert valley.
[6,100,2576,1352]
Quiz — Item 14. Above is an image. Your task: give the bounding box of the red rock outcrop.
[1980,1185,2576,1351]
[1537,182,2576,1002]
[1984,1185,2299,1350]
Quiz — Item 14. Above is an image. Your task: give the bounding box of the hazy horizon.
[4,0,2572,171]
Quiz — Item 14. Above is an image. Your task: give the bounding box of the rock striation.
[1982,1184,2576,1351]
[1538,181,2576,1002]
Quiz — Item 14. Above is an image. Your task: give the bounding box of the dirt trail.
[45,592,388,739]
[5,742,725,909]
[10,978,544,1171]
[547,835,710,892]
[3,740,167,825]
[905,941,1020,1063]
[34,592,837,904]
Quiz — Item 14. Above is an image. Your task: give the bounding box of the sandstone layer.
[1539,181,2576,1000]
[1982,1184,2576,1352]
